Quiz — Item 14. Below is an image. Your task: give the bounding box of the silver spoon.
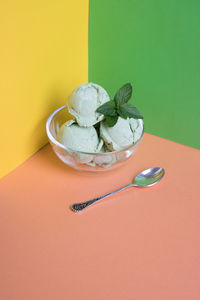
[71,167,165,212]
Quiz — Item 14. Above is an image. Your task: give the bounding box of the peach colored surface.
[0,133,200,300]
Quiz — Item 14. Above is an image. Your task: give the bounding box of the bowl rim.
[46,105,144,155]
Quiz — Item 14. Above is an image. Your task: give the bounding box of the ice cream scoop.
[100,117,143,151]
[57,120,103,153]
[67,83,110,127]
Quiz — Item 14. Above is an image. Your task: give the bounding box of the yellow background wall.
[0,0,89,178]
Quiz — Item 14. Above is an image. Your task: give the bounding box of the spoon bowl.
[133,167,165,187]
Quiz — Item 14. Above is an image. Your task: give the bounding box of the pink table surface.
[0,133,200,300]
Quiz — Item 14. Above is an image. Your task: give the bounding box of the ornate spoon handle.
[71,183,133,212]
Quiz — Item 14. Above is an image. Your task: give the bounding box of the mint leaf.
[118,103,144,119]
[106,115,118,127]
[114,83,132,106]
[96,100,117,116]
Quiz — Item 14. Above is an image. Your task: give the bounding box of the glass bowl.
[46,105,144,173]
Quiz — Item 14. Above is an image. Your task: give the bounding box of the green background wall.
[89,0,200,149]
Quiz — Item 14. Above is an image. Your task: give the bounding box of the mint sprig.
[96,83,144,127]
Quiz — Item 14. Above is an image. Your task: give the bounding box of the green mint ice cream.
[100,117,143,151]
[55,82,144,168]
[67,83,110,127]
[57,120,103,153]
